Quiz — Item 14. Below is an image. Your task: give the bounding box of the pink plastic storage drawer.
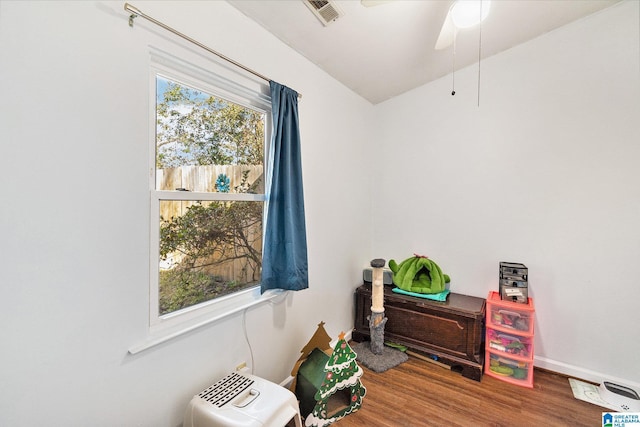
[486,327,533,359]
[486,291,534,335]
[485,350,534,388]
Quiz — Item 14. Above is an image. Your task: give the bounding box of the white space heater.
[183,372,302,427]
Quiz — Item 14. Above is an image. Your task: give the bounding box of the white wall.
[0,1,373,426]
[372,0,640,386]
[3,1,638,425]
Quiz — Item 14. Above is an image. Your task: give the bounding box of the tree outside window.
[154,76,266,316]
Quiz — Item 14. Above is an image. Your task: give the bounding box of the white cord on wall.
[240,290,288,375]
[242,307,255,375]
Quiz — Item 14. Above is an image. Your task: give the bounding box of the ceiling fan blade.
[435,12,456,50]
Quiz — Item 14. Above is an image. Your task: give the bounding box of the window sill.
[128,287,281,355]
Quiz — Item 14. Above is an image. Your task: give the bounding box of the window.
[148,49,271,334]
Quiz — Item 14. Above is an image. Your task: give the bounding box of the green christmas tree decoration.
[304,332,366,427]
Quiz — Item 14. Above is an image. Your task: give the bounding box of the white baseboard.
[279,375,295,388]
[534,356,640,390]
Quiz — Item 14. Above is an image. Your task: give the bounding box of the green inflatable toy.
[388,254,450,294]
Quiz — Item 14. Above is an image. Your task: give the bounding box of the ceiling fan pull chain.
[477,0,483,106]
[451,31,457,96]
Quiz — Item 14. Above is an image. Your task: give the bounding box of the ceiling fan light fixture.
[450,0,491,29]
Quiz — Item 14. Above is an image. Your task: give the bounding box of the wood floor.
[331,354,606,427]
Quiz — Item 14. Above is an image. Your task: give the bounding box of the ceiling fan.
[313,0,490,53]
[360,0,491,102]
[359,0,490,50]
[435,0,491,50]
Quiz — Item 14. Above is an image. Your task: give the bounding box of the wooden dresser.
[352,283,486,381]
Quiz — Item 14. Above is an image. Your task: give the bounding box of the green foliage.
[155,77,265,315]
[158,197,262,314]
[156,79,264,168]
[159,200,262,269]
[159,269,253,315]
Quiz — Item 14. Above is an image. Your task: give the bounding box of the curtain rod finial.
[124,3,140,27]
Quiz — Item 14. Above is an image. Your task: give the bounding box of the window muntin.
[150,70,268,330]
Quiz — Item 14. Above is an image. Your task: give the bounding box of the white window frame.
[131,47,277,353]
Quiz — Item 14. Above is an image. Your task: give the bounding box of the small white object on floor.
[569,378,640,412]
[598,381,640,412]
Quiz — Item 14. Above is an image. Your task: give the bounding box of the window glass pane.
[155,76,265,194]
[158,200,263,316]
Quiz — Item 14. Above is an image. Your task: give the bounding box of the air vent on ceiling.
[303,0,344,26]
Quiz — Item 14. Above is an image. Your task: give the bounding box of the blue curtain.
[261,81,308,293]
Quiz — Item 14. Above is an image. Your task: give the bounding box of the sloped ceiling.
[228,0,621,104]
